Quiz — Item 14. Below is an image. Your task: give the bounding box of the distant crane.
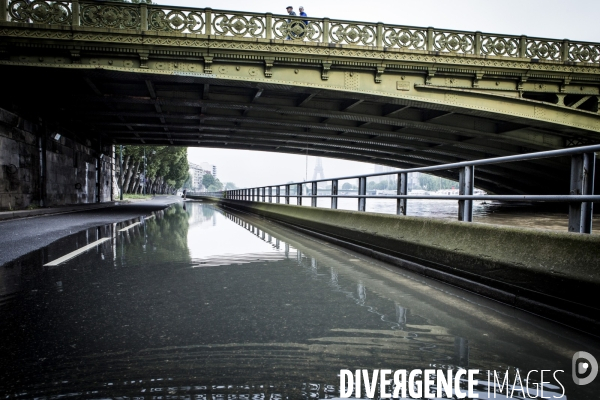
[312,157,325,180]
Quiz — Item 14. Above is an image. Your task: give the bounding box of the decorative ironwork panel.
[80,3,140,29]
[433,31,475,54]
[382,27,426,50]
[148,8,204,33]
[272,17,322,42]
[568,43,600,63]
[212,13,265,38]
[8,0,72,25]
[329,22,376,46]
[481,35,519,57]
[526,39,561,61]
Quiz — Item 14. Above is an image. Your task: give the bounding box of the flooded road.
[0,202,598,399]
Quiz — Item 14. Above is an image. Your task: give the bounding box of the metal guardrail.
[197,144,599,234]
[2,0,600,63]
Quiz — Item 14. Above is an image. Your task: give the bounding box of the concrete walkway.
[0,196,183,266]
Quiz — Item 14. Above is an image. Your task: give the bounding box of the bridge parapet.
[3,0,600,64]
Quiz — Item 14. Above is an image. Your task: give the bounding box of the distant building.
[189,162,217,190]
[373,165,396,182]
[373,165,420,189]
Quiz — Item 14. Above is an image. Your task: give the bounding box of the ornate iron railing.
[196,144,599,234]
[2,0,599,63]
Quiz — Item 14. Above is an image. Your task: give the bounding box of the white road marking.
[118,222,141,232]
[44,237,111,267]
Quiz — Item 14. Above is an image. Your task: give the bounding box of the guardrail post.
[276,186,280,203]
[0,0,7,22]
[311,182,317,207]
[205,8,212,35]
[262,187,266,202]
[266,13,272,40]
[268,186,272,203]
[285,184,290,204]
[331,179,338,209]
[519,35,527,58]
[72,0,80,26]
[426,27,434,52]
[474,31,481,56]
[569,152,595,233]
[376,23,383,49]
[140,3,148,31]
[252,188,256,201]
[458,166,474,222]
[358,177,366,211]
[397,172,407,215]
[297,183,303,205]
[323,18,330,44]
[561,39,570,63]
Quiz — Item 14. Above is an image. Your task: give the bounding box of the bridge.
[1,0,599,196]
[1,4,600,397]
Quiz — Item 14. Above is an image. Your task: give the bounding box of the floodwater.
[0,202,598,399]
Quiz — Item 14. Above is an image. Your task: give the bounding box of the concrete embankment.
[194,196,600,335]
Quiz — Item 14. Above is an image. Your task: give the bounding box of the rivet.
[401,76,405,80]
[295,69,299,74]
[495,81,499,86]
[236,66,240,71]
[108,60,113,65]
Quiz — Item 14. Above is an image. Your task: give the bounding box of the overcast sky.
[183,0,600,188]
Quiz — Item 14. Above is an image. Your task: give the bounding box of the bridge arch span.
[1,3,600,195]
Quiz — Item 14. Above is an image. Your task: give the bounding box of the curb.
[0,201,124,222]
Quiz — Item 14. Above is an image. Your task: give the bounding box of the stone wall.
[0,107,112,210]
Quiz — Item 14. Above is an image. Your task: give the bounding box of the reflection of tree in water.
[201,205,215,219]
[125,205,191,264]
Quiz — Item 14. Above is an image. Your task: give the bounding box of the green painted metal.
[1,0,599,196]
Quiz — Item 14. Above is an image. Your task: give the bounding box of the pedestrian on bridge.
[299,6,307,20]
[285,6,296,40]
[299,6,308,38]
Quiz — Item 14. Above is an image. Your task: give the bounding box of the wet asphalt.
[0,196,183,266]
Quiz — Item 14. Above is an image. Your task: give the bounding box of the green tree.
[117,146,188,195]
[202,173,216,188]
[225,182,237,190]
[342,182,352,190]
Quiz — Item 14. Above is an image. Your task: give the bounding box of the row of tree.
[117,146,189,195]
[195,173,237,192]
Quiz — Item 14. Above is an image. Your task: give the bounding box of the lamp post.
[143,147,146,195]
[119,145,123,200]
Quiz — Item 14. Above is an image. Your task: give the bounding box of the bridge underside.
[1,64,598,195]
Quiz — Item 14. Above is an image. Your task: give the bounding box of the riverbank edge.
[196,196,600,335]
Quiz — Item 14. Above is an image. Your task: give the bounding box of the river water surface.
[0,202,598,399]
